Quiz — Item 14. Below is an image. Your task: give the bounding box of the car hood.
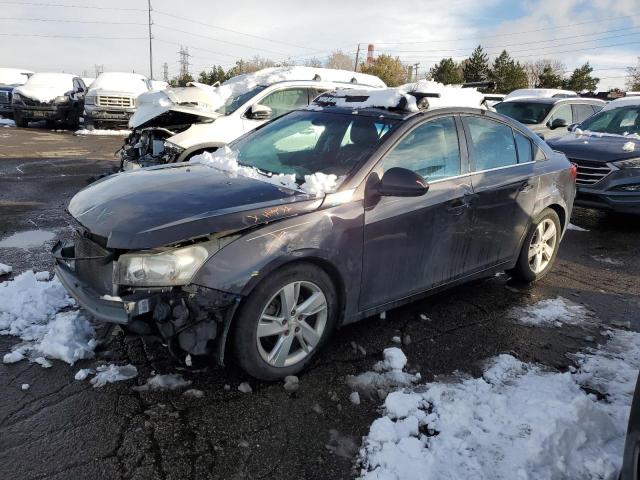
[129,84,223,128]
[68,164,321,250]
[14,85,70,103]
[547,132,640,163]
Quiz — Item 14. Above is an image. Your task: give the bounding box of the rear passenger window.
[465,117,518,170]
[514,131,533,163]
[382,116,460,181]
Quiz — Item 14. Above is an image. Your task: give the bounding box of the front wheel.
[232,263,338,380]
[14,111,28,128]
[508,208,562,283]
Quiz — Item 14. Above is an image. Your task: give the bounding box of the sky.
[0,0,638,90]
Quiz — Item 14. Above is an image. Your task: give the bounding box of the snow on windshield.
[316,80,486,112]
[0,68,32,86]
[190,147,339,196]
[89,72,150,95]
[16,73,76,102]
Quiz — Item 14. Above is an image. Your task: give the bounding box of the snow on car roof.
[311,80,487,113]
[0,67,33,86]
[89,72,150,95]
[503,88,578,101]
[602,96,640,111]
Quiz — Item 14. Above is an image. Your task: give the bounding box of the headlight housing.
[115,244,209,287]
[84,95,96,106]
[54,95,70,105]
[614,157,640,169]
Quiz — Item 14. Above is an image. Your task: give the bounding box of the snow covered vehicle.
[84,72,151,129]
[0,68,32,119]
[119,66,386,170]
[12,73,86,128]
[54,81,575,380]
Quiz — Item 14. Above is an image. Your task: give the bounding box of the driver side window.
[259,88,309,118]
[548,104,572,126]
[381,116,461,181]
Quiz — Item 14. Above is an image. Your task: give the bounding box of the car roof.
[257,79,385,89]
[498,97,605,105]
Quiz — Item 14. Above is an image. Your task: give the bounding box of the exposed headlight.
[54,95,70,104]
[614,157,640,169]
[116,244,209,287]
[84,95,96,106]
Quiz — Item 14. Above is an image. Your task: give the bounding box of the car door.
[572,103,597,124]
[360,115,475,310]
[545,103,573,138]
[461,115,537,272]
[242,87,313,133]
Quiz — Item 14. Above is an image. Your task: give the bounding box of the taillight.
[570,163,577,182]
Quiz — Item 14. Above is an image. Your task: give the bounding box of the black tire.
[232,263,338,381]
[66,109,80,130]
[84,117,95,131]
[14,111,28,128]
[508,208,562,283]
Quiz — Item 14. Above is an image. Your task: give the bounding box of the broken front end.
[53,230,240,364]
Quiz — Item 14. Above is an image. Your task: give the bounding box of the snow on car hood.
[129,66,387,128]
[88,72,149,96]
[0,68,33,87]
[14,73,75,103]
[313,80,486,112]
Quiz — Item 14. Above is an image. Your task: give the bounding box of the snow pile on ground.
[0,271,96,365]
[133,373,192,392]
[510,297,590,327]
[14,73,76,103]
[347,347,420,399]
[0,117,15,127]
[190,147,339,196]
[0,263,11,275]
[316,80,486,113]
[88,364,138,388]
[75,128,131,136]
[358,331,640,480]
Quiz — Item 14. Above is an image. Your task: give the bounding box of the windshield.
[215,85,266,115]
[231,110,398,181]
[495,101,554,125]
[90,73,149,94]
[579,106,640,136]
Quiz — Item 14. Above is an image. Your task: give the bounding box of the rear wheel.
[14,111,28,128]
[508,208,561,283]
[232,263,338,380]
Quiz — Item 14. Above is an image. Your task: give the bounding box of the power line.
[153,8,317,52]
[0,1,146,11]
[374,13,640,45]
[0,16,146,25]
[0,32,147,39]
[155,37,239,60]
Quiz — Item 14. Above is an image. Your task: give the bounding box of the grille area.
[0,91,9,104]
[74,233,114,295]
[571,159,612,186]
[96,95,133,108]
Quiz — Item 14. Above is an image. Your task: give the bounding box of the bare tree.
[524,59,566,87]
[325,50,355,71]
[303,57,323,68]
[627,57,640,91]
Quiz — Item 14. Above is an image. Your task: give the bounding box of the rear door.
[242,86,316,133]
[360,115,475,309]
[461,115,537,272]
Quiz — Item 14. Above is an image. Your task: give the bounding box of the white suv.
[120,67,385,170]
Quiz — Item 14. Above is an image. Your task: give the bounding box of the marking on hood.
[246,220,315,242]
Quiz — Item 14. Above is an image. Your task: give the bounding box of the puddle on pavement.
[0,230,56,249]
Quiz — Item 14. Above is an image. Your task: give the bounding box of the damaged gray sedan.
[53,85,576,380]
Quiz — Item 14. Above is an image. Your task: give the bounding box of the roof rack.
[462,81,495,89]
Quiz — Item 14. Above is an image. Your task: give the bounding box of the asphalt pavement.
[0,125,639,480]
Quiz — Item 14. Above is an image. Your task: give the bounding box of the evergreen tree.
[489,50,529,93]
[360,54,409,87]
[198,65,228,85]
[563,63,599,92]
[536,65,564,88]
[463,45,489,83]
[429,58,462,85]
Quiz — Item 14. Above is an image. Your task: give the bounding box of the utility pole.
[354,44,360,72]
[147,0,153,79]
[162,62,169,82]
[413,63,420,81]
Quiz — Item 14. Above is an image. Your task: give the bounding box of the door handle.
[447,198,469,215]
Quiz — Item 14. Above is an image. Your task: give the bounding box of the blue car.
[547,98,640,214]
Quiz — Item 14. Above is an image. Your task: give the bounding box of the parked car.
[53,82,576,380]
[547,97,640,214]
[502,88,578,102]
[495,97,605,139]
[12,73,86,128]
[119,66,386,170]
[84,72,151,129]
[0,68,33,119]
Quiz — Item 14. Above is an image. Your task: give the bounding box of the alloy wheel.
[528,218,557,274]
[256,281,328,368]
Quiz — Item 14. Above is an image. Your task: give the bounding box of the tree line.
[171,46,639,94]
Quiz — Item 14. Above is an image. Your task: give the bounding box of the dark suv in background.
[547,98,640,214]
[495,97,605,139]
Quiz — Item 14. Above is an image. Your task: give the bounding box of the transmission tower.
[179,46,191,79]
[94,64,104,78]
[162,62,169,82]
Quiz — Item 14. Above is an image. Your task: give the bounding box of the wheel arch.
[545,203,567,233]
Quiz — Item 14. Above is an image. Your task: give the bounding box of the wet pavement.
[1,126,639,479]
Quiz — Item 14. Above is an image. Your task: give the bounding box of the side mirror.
[549,118,568,130]
[378,167,429,197]
[247,104,272,120]
[567,123,578,132]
